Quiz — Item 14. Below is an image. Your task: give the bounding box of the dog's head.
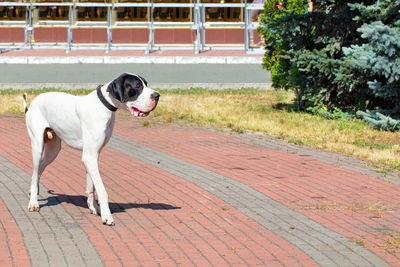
[107,73,159,117]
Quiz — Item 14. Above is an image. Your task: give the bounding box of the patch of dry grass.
[349,237,366,247]
[304,201,387,218]
[0,89,92,114]
[381,232,400,251]
[0,94,30,114]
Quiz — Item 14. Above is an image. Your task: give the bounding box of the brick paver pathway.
[0,113,399,266]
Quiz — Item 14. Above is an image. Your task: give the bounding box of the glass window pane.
[36,0,69,21]
[153,0,192,22]
[0,1,26,21]
[116,0,149,22]
[76,0,110,21]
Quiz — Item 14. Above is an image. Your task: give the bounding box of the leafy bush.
[309,105,354,120]
[259,0,307,91]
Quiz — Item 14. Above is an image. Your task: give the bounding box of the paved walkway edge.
[0,56,262,65]
[0,83,272,90]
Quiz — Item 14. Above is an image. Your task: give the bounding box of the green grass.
[0,88,93,114]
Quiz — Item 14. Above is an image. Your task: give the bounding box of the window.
[0,1,26,21]
[75,0,110,22]
[36,0,69,21]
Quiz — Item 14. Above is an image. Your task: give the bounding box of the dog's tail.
[22,93,28,114]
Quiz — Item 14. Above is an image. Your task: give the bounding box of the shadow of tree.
[273,102,299,112]
[39,190,180,213]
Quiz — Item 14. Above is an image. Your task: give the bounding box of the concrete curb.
[0,56,263,65]
[0,82,273,90]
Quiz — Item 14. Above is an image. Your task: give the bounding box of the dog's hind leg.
[86,173,100,215]
[39,130,61,177]
[28,128,61,212]
[28,138,43,212]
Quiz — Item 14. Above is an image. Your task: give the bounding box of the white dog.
[23,73,159,225]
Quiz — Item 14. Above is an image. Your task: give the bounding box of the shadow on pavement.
[39,190,181,213]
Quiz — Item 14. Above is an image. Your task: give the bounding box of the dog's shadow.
[39,190,181,213]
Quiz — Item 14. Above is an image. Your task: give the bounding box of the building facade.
[0,0,264,52]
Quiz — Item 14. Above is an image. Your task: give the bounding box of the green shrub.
[259,0,307,92]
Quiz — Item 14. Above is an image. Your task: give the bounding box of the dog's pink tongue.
[130,107,140,117]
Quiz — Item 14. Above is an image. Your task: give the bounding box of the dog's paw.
[102,215,115,226]
[89,208,98,215]
[87,200,99,215]
[28,202,39,212]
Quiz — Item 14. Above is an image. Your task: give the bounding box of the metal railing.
[0,1,265,54]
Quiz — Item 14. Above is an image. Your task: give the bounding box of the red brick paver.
[0,199,30,267]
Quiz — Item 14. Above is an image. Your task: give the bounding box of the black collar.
[97,85,117,112]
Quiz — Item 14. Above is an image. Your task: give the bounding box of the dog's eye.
[128,89,136,98]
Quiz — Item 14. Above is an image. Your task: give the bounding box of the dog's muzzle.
[129,92,160,117]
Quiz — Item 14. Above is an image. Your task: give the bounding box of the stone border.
[0,83,272,90]
[0,56,262,65]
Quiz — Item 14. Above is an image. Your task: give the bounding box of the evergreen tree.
[344,0,400,112]
[258,0,400,114]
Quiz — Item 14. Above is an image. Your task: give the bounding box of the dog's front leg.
[82,149,114,226]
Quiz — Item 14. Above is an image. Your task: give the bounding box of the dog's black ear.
[137,75,148,86]
[107,74,126,103]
